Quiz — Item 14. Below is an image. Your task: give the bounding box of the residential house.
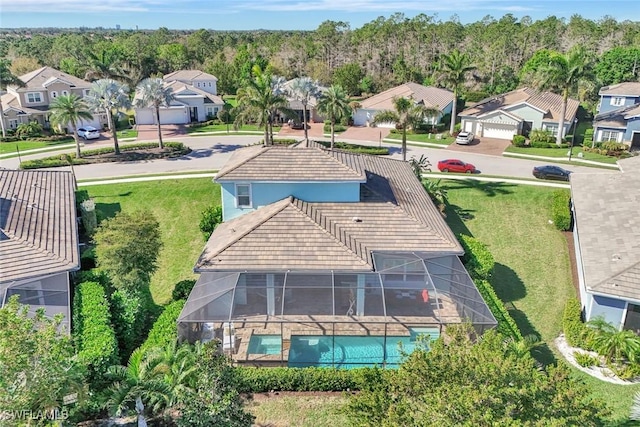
[571,154,640,332]
[133,70,224,125]
[593,82,640,150]
[177,141,497,367]
[281,78,328,124]
[0,66,106,132]
[458,88,579,140]
[352,83,454,127]
[0,170,80,332]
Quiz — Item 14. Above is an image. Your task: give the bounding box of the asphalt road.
[0,134,617,181]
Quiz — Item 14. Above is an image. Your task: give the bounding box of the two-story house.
[458,87,579,140]
[133,70,225,125]
[593,82,640,150]
[0,66,106,132]
[177,141,497,367]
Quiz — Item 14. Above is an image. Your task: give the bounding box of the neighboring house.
[352,83,454,127]
[0,66,106,131]
[593,82,640,150]
[282,78,328,123]
[0,169,80,332]
[177,141,497,367]
[458,87,579,140]
[133,70,224,125]
[571,154,640,333]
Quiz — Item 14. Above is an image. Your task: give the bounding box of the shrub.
[271,138,298,145]
[583,128,594,147]
[464,91,489,103]
[110,287,155,362]
[512,135,526,147]
[323,123,347,133]
[313,140,389,155]
[574,351,599,368]
[172,279,196,301]
[551,190,571,231]
[529,129,555,145]
[138,299,185,356]
[72,281,119,385]
[199,205,222,240]
[562,298,593,349]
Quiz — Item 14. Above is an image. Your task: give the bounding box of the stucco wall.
[598,95,640,114]
[587,294,626,327]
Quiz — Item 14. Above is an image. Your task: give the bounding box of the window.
[61,90,69,96]
[236,184,251,208]
[84,89,90,96]
[545,124,559,137]
[610,97,624,107]
[50,91,58,99]
[208,82,212,87]
[9,119,18,129]
[26,92,42,103]
[600,130,620,142]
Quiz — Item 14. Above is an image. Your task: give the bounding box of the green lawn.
[116,129,138,139]
[504,145,620,164]
[386,132,454,145]
[186,123,277,134]
[81,178,220,304]
[0,138,74,154]
[247,395,348,427]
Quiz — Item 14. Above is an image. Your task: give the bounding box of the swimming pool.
[247,334,282,355]
[288,328,439,368]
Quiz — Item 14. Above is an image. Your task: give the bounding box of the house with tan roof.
[1,66,106,132]
[571,154,640,332]
[352,83,454,127]
[458,88,579,140]
[282,78,328,124]
[133,70,224,125]
[0,169,80,332]
[178,141,496,367]
[593,82,640,150]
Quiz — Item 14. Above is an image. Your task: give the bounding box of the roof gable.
[599,82,640,97]
[164,70,218,82]
[18,66,90,91]
[360,83,453,111]
[477,109,522,123]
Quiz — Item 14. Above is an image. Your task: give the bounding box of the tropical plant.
[317,85,351,149]
[48,94,94,158]
[587,317,640,364]
[234,65,293,145]
[527,46,595,145]
[288,77,321,142]
[147,342,199,407]
[0,59,26,138]
[409,154,432,179]
[14,120,43,139]
[504,334,543,359]
[438,49,475,134]
[134,77,175,149]
[422,179,448,214]
[86,78,131,155]
[372,96,437,161]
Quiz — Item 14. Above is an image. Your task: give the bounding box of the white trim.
[26,92,42,103]
[621,303,629,330]
[505,101,547,114]
[610,97,624,107]
[235,183,252,208]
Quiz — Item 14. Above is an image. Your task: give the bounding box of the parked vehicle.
[290,121,309,130]
[532,165,572,181]
[437,159,476,173]
[77,126,100,140]
[455,131,474,145]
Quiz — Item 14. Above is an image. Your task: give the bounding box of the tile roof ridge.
[591,259,640,292]
[0,228,73,265]
[215,145,268,179]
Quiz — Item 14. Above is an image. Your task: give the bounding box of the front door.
[189,107,198,122]
[631,132,640,152]
[522,121,533,138]
[623,303,640,333]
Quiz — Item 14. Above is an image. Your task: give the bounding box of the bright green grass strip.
[187,124,280,134]
[504,145,620,164]
[116,129,138,138]
[0,139,74,154]
[82,177,220,304]
[386,133,454,145]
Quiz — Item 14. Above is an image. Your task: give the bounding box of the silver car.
[77,126,100,140]
[455,131,474,145]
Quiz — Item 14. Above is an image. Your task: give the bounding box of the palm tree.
[105,348,170,427]
[372,96,438,161]
[529,47,594,145]
[0,59,26,138]
[147,342,199,407]
[289,77,320,142]
[134,78,175,149]
[48,94,93,159]
[438,49,475,135]
[234,65,293,146]
[317,85,351,149]
[86,79,131,155]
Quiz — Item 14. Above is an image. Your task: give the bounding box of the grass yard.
[81,177,220,304]
[246,395,348,427]
[116,128,138,139]
[0,138,74,154]
[504,145,620,164]
[386,132,454,145]
[187,123,279,134]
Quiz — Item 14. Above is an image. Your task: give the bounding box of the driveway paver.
[339,125,391,143]
[446,137,512,156]
[136,124,186,141]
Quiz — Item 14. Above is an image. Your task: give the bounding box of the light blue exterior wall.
[624,117,640,141]
[598,95,640,114]
[587,294,626,327]
[221,181,361,220]
[506,104,543,129]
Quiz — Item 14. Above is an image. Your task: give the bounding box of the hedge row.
[72,281,119,385]
[551,190,572,231]
[313,140,389,155]
[111,287,155,362]
[233,366,387,393]
[458,234,523,341]
[138,299,185,356]
[562,298,593,350]
[20,142,188,169]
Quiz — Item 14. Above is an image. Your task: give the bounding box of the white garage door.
[135,109,155,125]
[482,123,517,140]
[160,108,187,125]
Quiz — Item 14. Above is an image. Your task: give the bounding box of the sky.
[0,0,636,30]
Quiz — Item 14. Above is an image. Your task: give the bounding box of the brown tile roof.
[571,170,640,301]
[164,70,218,82]
[215,144,366,182]
[16,66,91,91]
[165,81,224,104]
[599,82,640,96]
[360,83,454,112]
[594,104,640,128]
[198,144,462,271]
[0,170,80,283]
[459,87,579,123]
[0,93,44,115]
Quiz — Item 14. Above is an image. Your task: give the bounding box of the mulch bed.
[562,230,580,296]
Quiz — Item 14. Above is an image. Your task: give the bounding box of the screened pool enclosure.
[178,252,497,367]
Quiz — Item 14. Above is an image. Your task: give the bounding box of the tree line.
[2,13,639,101]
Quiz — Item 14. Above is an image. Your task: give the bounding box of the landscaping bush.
[551,190,571,231]
[199,205,222,240]
[110,287,155,362]
[172,279,196,301]
[583,128,594,147]
[574,351,599,368]
[562,298,593,349]
[138,299,185,356]
[233,366,387,393]
[529,129,555,145]
[271,138,298,145]
[313,140,389,155]
[465,91,489,103]
[0,136,20,142]
[323,123,347,133]
[512,135,526,147]
[72,281,119,385]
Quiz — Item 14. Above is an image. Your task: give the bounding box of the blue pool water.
[288,328,440,368]
[247,335,282,355]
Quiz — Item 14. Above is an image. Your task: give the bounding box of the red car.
[437,159,476,173]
